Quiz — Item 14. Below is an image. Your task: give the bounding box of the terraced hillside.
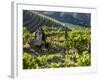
[23,10,91,69]
[23,10,70,32]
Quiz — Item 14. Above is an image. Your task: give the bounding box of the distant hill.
[23,10,70,32]
[38,11,91,27]
[23,10,91,33]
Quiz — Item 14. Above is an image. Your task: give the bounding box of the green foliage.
[65,28,91,53]
[23,52,91,69]
[23,27,35,44]
[77,51,91,66]
[23,26,91,69]
[23,53,36,69]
